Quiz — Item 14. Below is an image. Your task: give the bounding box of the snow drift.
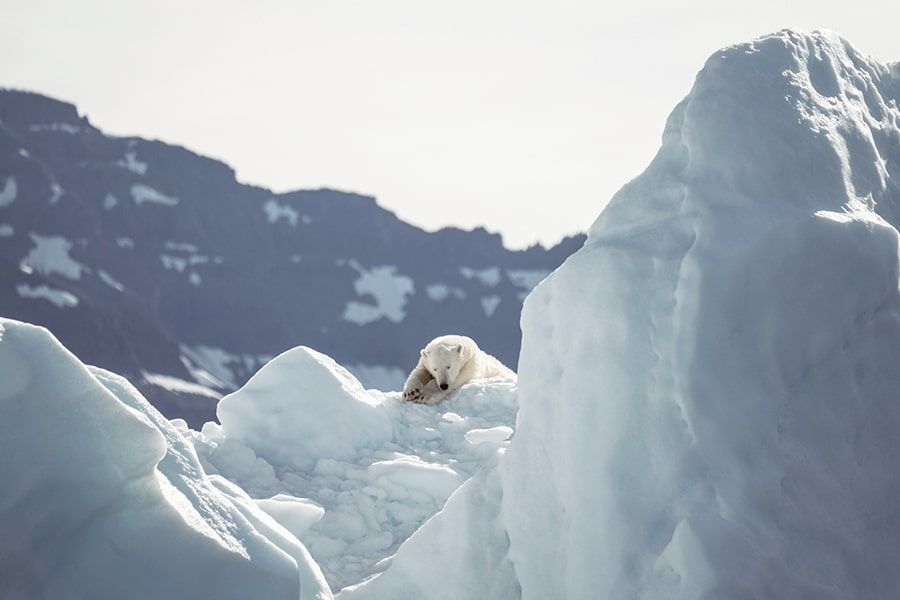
[0,318,331,600]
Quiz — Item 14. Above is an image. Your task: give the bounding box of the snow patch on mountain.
[460,266,501,286]
[506,268,549,300]
[21,233,87,279]
[480,295,501,317]
[426,283,466,301]
[98,269,124,291]
[142,372,222,399]
[28,122,80,134]
[48,183,62,204]
[342,261,415,325]
[16,284,78,308]
[0,176,16,207]
[131,183,178,206]
[0,224,13,237]
[117,150,148,175]
[264,199,301,226]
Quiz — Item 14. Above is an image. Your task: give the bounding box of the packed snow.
[181,346,517,591]
[131,183,178,206]
[15,283,78,308]
[21,233,87,279]
[0,318,331,600]
[342,261,415,325]
[0,176,17,207]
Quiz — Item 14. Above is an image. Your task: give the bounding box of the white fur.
[402,335,515,404]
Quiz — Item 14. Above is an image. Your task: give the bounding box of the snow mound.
[499,29,900,599]
[185,346,517,592]
[216,347,393,471]
[0,318,331,600]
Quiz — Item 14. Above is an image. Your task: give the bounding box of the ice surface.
[0,318,332,599]
[499,29,900,599]
[184,346,517,591]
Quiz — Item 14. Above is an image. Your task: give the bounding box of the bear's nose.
[440,383,448,390]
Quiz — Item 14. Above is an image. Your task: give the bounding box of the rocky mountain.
[0,89,584,425]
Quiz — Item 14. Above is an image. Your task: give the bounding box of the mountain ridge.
[0,87,584,425]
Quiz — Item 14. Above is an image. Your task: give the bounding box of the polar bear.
[402,335,515,404]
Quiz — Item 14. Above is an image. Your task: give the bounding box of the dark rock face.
[0,88,584,426]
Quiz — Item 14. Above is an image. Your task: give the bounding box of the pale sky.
[2,0,898,248]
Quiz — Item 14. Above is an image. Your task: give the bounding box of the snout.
[439,383,448,390]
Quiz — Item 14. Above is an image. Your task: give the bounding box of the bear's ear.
[420,349,428,358]
[454,345,462,353]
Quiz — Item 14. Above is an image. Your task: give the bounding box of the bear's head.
[421,342,468,391]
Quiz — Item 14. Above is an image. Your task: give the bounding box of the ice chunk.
[0,318,332,599]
